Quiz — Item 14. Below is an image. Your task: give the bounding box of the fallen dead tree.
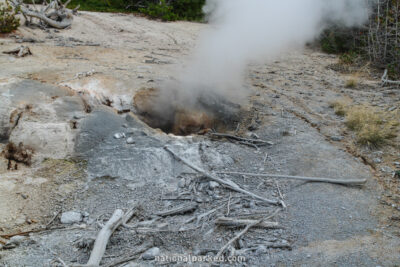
[218,171,367,186]
[8,0,79,29]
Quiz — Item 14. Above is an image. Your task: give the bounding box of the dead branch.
[381,69,400,86]
[218,171,367,186]
[215,217,281,229]
[164,146,280,205]
[74,208,136,267]
[9,0,78,29]
[209,132,274,145]
[155,203,198,217]
[3,46,32,57]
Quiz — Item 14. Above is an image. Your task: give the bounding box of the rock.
[373,158,382,164]
[330,136,343,141]
[61,211,83,224]
[126,137,135,144]
[381,166,392,173]
[209,181,219,189]
[142,247,160,260]
[114,133,125,139]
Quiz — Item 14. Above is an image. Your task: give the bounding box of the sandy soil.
[0,10,399,266]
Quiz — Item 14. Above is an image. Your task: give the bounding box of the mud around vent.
[133,87,245,136]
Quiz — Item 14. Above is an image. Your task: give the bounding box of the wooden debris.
[381,69,400,86]
[216,209,281,258]
[218,171,367,186]
[215,217,281,229]
[155,203,198,217]
[164,146,280,205]
[3,46,32,57]
[75,207,136,267]
[9,0,79,29]
[209,132,274,146]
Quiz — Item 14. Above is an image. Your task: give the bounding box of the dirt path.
[0,11,399,266]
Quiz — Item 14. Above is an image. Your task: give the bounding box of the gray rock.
[126,137,135,144]
[178,178,186,188]
[209,181,219,189]
[142,247,160,260]
[373,158,382,164]
[330,136,344,141]
[114,133,125,139]
[381,166,393,173]
[61,211,83,224]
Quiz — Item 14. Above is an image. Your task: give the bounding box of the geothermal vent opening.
[133,88,242,136]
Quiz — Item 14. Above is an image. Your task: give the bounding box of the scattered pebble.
[61,211,83,224]
[126,137,135,144]
[330,136,343,141]
[142,247,160,260]
[178,178,186,188]
[381,166,392,173]
[373,158,382,164]
[114,133,125,139]
[209,181,219,189]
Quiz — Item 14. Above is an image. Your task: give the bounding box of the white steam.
[171,0,370,104]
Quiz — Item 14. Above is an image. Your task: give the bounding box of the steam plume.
[170,0,370,104]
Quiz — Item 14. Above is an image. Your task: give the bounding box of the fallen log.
[218,171,367,186]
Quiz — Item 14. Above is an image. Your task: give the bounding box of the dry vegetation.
[331,100,399,146]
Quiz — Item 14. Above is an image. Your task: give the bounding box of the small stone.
[142,247,160,260]
[373,158,382,164]
[330,136,343,141]
[126,137,135,144]
[209,181,219,189]
[394,162,400,166]
[113,133,125,139]
[381,166,392,173]
[61,211,83,224]
[307,254,311,258]
[122,124,128,128]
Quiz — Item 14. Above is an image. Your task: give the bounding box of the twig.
[164,146,279,205]
[215,217,281,229]
[226,193,232,216]
[155,203,198,217]
[275,181,287,209]
[209,133,274,145]
[218,171,367,186]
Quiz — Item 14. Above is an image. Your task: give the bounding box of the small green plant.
[0,2,20,33]
[139,0,178,21]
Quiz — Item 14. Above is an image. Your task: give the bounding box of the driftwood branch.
[3,46,32,57]
[164,146,280,205]
[218,171,367,186]
[102,241,154,267]
[381,69,400,85]
[9,0,77,29]
[76,207,136,267]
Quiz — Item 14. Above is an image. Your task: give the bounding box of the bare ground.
[0,10,399,266]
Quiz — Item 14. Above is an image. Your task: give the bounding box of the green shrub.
[139,0,177,21]
[0,2,20,33]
